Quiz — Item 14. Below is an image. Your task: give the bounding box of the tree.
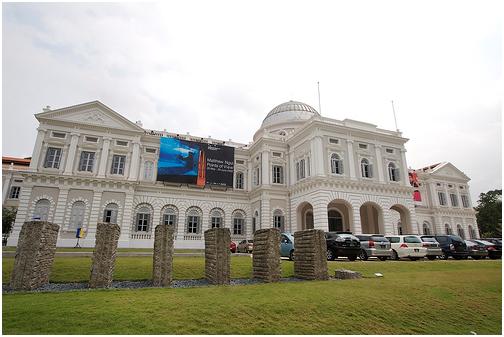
[475,189,502,238]
[2,207,17,235]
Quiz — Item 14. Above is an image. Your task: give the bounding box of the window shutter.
[368,164,373,178]
[394,168,400,181]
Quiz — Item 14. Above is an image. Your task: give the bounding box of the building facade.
[5,100,479,248]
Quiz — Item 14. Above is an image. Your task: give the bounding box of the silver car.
[419,236,443,260]
[355,234,392,261]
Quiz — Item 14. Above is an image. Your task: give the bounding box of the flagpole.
[391,100,399,131]
[317,81,322,114]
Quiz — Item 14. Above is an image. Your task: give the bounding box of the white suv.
[385,235,428,261]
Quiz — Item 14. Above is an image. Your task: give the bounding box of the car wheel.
[348,255,358,261]
[427,256,436,260]
[289,250,294,261]
[326,249,336,261]
[378,256,388,261]
[391,250,399,260]
[359,250,368,261]
[442,252,449,260]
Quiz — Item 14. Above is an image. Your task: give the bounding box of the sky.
[2,0,502,203]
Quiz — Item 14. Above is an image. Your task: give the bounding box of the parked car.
[280,233,295,260]
[423,235,468,260]
[464,240,488,259]
[419,236,443,260]
[325,232,361,261]
[355,234,392,261]
[230,241,237,253]
[385,235,427,260]
[237,239,254,253]
[480,238,502,259]
[471,239,502,259]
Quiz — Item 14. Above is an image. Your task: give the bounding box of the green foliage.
[2,259,502,334]
[2,207,17,234]
[475,189,502,237]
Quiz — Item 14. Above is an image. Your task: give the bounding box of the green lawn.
[2,257,502,334]
[2,247,203,253]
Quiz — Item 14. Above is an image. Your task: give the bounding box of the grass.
[2,247,204,253]
[2,257,502,334]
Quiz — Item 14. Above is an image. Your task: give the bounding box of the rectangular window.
[111,155,126,175]
[44,147,62,169]
[51,132,66,139]
[85,136,98,143]
[386,148,394,154]
[116,140,129,146]
[136,213,149,232]
[9,186,20,199]
[272,165,283,184]
[78,151,95,172]
[461,195,470,208]
[450,193,459,207]
[438,192,447,206]
[233,218,244,235]
[187,216,199,233]
[329,138,339,144]
[359,143,368,149]
[235,159,245,164]
[145,148,157,154]
[272,152,282,158]
[211,217,222,228]
[253,167,260,186]
[299,159,306,179]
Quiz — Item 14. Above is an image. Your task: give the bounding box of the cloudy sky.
[2,0,502,203]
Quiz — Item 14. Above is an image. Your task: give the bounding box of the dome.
[261,100,320,128]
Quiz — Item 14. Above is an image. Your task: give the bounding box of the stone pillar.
[346,140,356,180]
[152,224,175,287]
[293,229,328,280]
[399,149,410,186]
[10,221,60,290]
[29,127,47,171]
[252,228,281,282]
[89,223,121,288]
[375,145,385,183]
[63,132,80,175]
[351,204,362,235]
[204,228,231,285]
[261,150,270,186]
[128,140,141,181]
[97,137,111,178]
[313,202,328,231]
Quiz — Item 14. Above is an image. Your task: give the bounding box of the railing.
[130,233,152,240]
[183,234,202,240]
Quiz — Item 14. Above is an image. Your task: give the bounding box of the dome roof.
[262,100,319,128]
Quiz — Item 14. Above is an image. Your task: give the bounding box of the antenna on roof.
[317,81,322,114]
[391,100,399,132]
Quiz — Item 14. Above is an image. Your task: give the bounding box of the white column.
[247,160,253,191]
[2,172,12,203]
[261,150,270,186]
[434,216,443,235]
[151,205,162,237]
[375,145,385,183]
[260,197,270,229]
[118,188,134,247]
[63,132,80,175]
[351,204,362,234]
[29,127,47,171]
[176,206,187,242]
[128,141,141,181]
[444,184,450,207]
[399,149,410,186]
[86,189,103,243]
[311,136,324,176]
[428,182,439,207]
[53,188,70,228]
[97,137,111,178]
[455,185,463,209]
[289,151,296,186]
[6,185,33,246]
[346,140,356,180]
[313,202,328,231]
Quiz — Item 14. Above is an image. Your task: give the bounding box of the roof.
[2,156,31,166]
[261,100,320,128]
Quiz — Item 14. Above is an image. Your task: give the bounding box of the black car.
[325,232,361,261]
[479,238,502,259]
[422,235,468,259]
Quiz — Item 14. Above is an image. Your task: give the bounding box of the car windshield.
[371,236,388,242]
[386,237,400,243]
[404,236,421,243]
[356,235,370,241]
[421,237,437,243]
[450,236,464,243]
[339,234,358,240]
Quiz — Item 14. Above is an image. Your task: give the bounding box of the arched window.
[135,205,152,232]
[361,159,373,178]
[273,209,284,232]
[144,161,154,180]
[210,208,224,228]
[103,203,119,224]
[331,153,343,175]
[397,221,403,235]
[232,210,245,236]
[388,162,400,182]
[33,199,50,221]
[235,171,244,189]
[445,223,452,235]
[328,210,343,232]
[468,225,476,239]
[162,206,177,228]
[186,207,202,234]
[423,222,431,235]
[457,224,465,239]
[69,201,86,230]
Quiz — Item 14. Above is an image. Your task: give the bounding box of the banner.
[157,137,234,187]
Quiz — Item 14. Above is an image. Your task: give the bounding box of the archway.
[296,202,314,231]
[390,204,412,234]
[327,199,353,232]
[360,202,384,234]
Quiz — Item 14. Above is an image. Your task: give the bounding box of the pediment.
[431,162,470,181]
[35,101,144,133]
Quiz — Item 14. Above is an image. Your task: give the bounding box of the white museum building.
[4,100,480,248]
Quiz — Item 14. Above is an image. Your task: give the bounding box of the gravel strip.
[2,277,305,294]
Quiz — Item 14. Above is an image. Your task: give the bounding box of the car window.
[404,236,421,243]
[386,237,400,243]
[450,236,463,243]
[421,237,436,243]
[371,236,388,242]
[435,236,448,243]
[356,235,370,241]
